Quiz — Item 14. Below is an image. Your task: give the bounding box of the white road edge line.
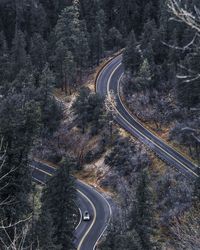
[104,60,198,177]
[116,69,199,169]
[32,167,83,232]
[75,207,83,231]
[93,194,112,250]
[32,177,45,185]
[77,189,97,250]
[32,165,107,250]
[32,166,52,176]
[77,180,112,250]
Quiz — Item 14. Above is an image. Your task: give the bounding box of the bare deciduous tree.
[0,218,32,250]
[0,139,35,250]
[170,207,200,250]
[167,0,200,161]
[168,0,200,33]
[0,139,16,207]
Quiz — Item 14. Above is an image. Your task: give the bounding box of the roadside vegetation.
[122,0,200,166]
[0,0,199,249]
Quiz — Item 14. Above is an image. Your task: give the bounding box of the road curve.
[96,54,198,179]
[31,161,112,250]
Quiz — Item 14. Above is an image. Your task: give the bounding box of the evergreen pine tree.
[136,59,153,92]
[0,31,10,81]
[72,87,90,133]
[0,92,41,245]
[87,93,105,134]
[92,8,105,65]
[113,0,139,36]
[176,51,200,108]
[123,31,141,75]
[81,0,106,65]
[141,20,157,51]
[30,33,47,73]
[38,64,63,136]
[11,29,27,78]
[134,169,155,250]
[73,88,104,134]
[40,157,76,249]
[54,2,91,89]
[76,20,90,81]
[55,3,80,60]
[106,27,123,50]
[63,49,76,95]
[36,209,59,250]
[54,41,76,94]
[193,168,200,204]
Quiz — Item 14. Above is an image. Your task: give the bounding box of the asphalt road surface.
[96,54,199,179]
[31,53,198,250]
[32,161,111,250]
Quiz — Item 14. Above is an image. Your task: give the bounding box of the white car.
[83,211,90,221]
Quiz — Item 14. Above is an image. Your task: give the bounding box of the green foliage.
[101,226,142,250]
[76,20,90,71]
[39,0,72,30]
[73,88,105,134]
[122,0,200,111]
[0,31,10,81]
[121,0,200,169]
[54,41,76,93]
[134,169,155,250]
[55,4,80,55]
[79,0,105,64]
[54,3,90,89]
[104,139,156,249]
[193,168,200,204]
[11,29,27,79]
[106,27,123,50]
[105,137,150,176]
[40,158,76,249]
[1,0,199,249]
[0,92,40,245]
[36,209,60,250]
[30,33,47,73]
[177,52,200,108]
[0,3,63,247]
[123,31,142,75]
[135,59,153,92]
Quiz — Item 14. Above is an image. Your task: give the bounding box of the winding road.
[96,54,199,179]
[32,53,198,250]
[32,161,111,250]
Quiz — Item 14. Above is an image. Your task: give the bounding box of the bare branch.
[162,33,198,51]
[0,218,32,250]
[168,0,200,33]
[0,216,32,230]
[170,207,200,249]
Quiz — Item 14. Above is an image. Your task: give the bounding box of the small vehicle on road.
[83,211,90,221]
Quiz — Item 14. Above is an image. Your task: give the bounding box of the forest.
[0,0,199,249]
